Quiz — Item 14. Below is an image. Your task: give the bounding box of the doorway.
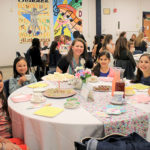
[143,12,150,42]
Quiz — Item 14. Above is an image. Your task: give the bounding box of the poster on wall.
[18,0,50,43]
[53,0,82,42]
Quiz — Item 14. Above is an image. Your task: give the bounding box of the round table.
[8,81,103,150]
[8,80,150,150]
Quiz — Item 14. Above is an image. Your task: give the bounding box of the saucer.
[110,99,126,105]
[30,98,46,104]
[106,108,122,115]
[64,101,80,109]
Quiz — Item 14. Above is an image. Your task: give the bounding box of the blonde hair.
[134,32,144,47]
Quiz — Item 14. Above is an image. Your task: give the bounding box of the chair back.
[4,79,10,98]
[49,51,61,67]
[16,51,21,57]
[115,59,135,79]
[24,50,32,67]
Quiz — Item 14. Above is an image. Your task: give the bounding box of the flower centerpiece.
[75,66,92,83]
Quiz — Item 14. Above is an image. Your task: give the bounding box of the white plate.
[87,76,98,83]
[30,98,46,104]
[64,101,80,109]
[110,99,126,105]
[106,108,122,115]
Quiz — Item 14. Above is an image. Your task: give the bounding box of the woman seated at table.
[48,41,61,73]
[134,32,148,53]
[131,53,150,86]
[92,51,115,77]
[56,38,93,74]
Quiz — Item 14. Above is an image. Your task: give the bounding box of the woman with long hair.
[100,34,115,67]
[48,41,61,70]
[134,32,147,53]
[29,38,42,66]
[56,38,93,74]
[114,37,136,79]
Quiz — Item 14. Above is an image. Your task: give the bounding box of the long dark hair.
[131,53,150,83]
[13,56,29,78]
[32,38,40,48]
[66,38,88,63]
[94,35,100,45]
[49,41,58,54]
[102,34,112,50]
[92,51,111,77]
[0,71,10,120]
[119,31,126,38]
[30,38,41,54]
[114,37,129,59]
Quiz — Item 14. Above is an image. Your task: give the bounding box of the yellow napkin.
[34,106,64,117]
[128,84,149,90]
[28,83,48,88]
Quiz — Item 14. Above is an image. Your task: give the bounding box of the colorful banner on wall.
[53,0,82,41]
[18,0,50,43]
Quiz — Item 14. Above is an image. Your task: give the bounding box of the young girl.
[9,56,37,94]
[0,71,29,150]
[92,51,115,77]
[131,53,150,86]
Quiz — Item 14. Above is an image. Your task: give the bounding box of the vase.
[71,78,83,90]
[82,78,86,83]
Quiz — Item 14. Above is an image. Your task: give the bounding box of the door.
[143,12,150,42]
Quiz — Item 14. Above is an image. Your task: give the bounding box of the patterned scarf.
[68,57,81,75]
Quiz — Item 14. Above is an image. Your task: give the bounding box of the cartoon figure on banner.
[53,0,82,41]
[22,8,47,36]
[58,6,82,33]
[54,18,69,35]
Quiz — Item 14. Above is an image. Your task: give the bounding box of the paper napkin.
[128,84,149,90]
[11,94,32,103]
[34,106,64,117]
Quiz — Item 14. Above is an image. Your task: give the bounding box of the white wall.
[101,0,150,42]
[0,0,96,66]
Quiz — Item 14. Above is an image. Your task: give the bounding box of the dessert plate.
[43,88,76,98]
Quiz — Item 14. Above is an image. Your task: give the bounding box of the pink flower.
[75,73,81,78]
[82,71,86,75]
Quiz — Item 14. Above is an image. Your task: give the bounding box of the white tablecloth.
[8,82,103,150]
[8,81,150,150]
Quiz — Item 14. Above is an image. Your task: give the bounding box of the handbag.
[74,132,150,150]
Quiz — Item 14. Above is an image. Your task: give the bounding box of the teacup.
[112,91,125,104]
[25,74,31,81]
[31,93,43,103]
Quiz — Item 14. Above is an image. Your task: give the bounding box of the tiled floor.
[0,66,13,81]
